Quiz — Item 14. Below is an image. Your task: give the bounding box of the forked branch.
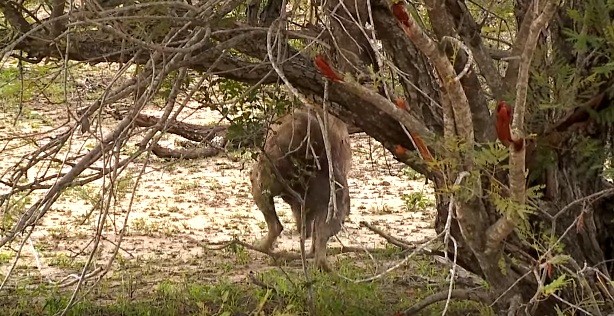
[391,2,474,147]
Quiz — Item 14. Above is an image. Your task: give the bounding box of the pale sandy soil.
[0,82,436,286]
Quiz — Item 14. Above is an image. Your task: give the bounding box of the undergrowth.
[0,253,493,316]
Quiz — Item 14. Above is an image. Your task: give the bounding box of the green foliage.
[402,191,434,212]
[527,147,557,184]
[541,275,569,296]
[0,253,492,316]
[211,78,295,148]
[0,251,13,264]
[158,69,190,101]
[589,104,614,125]
[575,136,607,175]
[401,166,425,181]
[562,1,614,92]
[115,172,136,201]
[491,189,537,236]
[0,63,68,107]
[0,66,26,102]
[1,192,31,233]
[64,185,99,206]
[474,143,509,168]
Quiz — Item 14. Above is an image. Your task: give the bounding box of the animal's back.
[264,109,350,198]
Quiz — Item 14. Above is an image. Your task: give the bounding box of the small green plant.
[0,251,14,264]
[115,173,135,201]
[48,226,70,239]
[131,217,147,234]
[372,204,395,215]
[174,180,200,194]
[402,191,434,212]
[229,244,250,265]
[401,167,426,181]
[207,178,223,191]
[2,192,31,232]
[63,185,99,206]
[49,253,83,269]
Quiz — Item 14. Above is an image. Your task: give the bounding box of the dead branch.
[127,113,229,144]
[151,143,221,159]
[360,221,412,249]
[402,288,491,315]
[248,271,278,292]
[229,238,380,261]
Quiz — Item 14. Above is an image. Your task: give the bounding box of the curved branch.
[402,288,491,315]
[440,36,474,82]
[422,0,494,143]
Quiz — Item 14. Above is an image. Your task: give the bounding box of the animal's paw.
[252,237,274,253]
[315,257,332,273]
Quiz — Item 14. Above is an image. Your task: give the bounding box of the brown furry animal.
[250,108,352,271]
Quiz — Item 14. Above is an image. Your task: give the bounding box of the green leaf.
[542,275,569,296]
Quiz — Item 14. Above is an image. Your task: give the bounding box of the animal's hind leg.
[312,215,342,272]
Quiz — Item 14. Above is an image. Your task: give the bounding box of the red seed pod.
[392,2,410,28]
[314,55,343,82]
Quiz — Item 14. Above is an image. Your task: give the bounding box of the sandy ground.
[0,88,436,286]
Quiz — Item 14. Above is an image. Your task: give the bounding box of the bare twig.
[440,36,474,82]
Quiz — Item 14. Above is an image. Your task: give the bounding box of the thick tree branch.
[423,0,494,143]
[371,5,443,135]
[125,113,228,143]
[486,0,560,253]
[392,2,474,151]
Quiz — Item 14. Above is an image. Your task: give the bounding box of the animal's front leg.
[251,170,283,252]
[252,194,283,252]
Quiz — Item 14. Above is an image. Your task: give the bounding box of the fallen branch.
[151,143,221,159]
[204,238,382,262]
[360,221,413,249]
[131,113,228,143]
[401,288,491,315]
[248,271,278,292]
[360,221,441,256]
